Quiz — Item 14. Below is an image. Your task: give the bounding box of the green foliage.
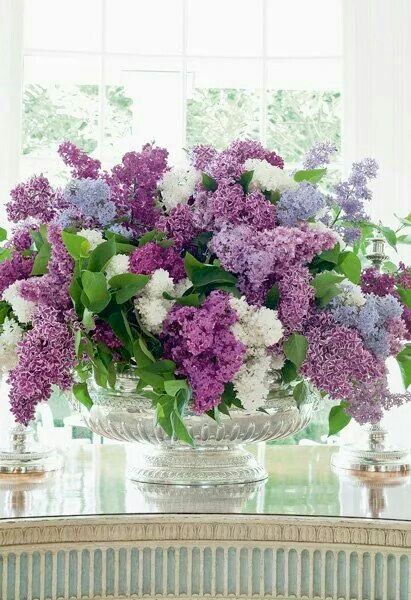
[293,381,309,407]
[238,170,254,193]
[328,403,351,436]
[338,251,361,284]
[88,239,116,272]
[72,382,93,410]
[201,173,218,192]
[62,231,90,260]
[0,228,7,243]
[81,271,110,313]
[108,273,149,304]
[396,345,411,389]
[265,283,280,309]
[184,253,238,294]
[293,168,327,184]
[283,333,308,370]
[311,271,345,306]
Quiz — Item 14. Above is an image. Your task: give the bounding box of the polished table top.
[0,443,410,522]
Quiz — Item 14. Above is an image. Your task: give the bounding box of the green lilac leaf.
[338,251,361,284]
[72,382,93,410]
[328,403,351,436]
[293,168,327,184]
[396,345,411,389]
[201,172,218,192]
[81,270,111,313]
[88,238,117,272]
[283,333,308,370]
[62,230,90,259]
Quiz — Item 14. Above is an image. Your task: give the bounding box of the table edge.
[1,513,410,549]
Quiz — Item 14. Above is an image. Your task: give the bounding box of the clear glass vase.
[76,371,319,486]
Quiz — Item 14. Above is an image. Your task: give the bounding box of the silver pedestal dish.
[78,373,318,485]
[0,424,61,475]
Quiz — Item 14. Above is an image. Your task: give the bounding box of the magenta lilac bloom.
[7,175,59,224]
[92,321,122,350]
[157,204,200,248]
[58,141,101,179]
[0,252,34,296]
[20,224,74,311]
[162,291,245,413]
[346,377,411,425]
[361,267,396,297]
[277,266,314,331]
[8,307,75,425]
[130,242,185,282]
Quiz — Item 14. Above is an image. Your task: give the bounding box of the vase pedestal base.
[0,425,61,475]
[331,424,411,475]
[128,445,267,486]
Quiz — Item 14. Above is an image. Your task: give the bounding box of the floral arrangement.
[1,139,410,443]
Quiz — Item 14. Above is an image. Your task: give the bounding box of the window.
[22,0,342,184]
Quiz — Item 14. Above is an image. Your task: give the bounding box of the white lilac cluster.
[230,297,284,411]
[338,282,366,307]
[244,159,297,194]
[159,166,201,212]
[0,317,24,375]
[78,228,105,251]
[105,254,130,281]
[134,269,190,334]
[2,281,36,324]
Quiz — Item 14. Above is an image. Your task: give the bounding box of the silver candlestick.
[0,423,61,474]
[331,236,411,475]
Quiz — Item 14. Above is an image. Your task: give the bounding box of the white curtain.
[341,0,411,445]
[343,0,411,228]
[0,0,24,225]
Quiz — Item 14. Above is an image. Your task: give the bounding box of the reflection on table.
[1,443,410,521]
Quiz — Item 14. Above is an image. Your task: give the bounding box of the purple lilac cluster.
[211,223,336,304]
[303,141,338,169]
[157,204,200,248]
[104,144,168,232]
[92,321,122,350]
[277,266,314,331]
[330,293,405,359]
[0,251,34,296]
[7,175,59,223]
[162,291,245,413]
[20,224,74,311]
[7,226,35,252]
[361,267,396,296]
[333,158,378,224]
[130,242,185,282]
[277,182,325,227]
[61,178,116,228]
[301,311,384,403]
[58,141,101,179]
[8,307,75,425]
[192,139,283,183]
[346,378,411,424]
[201,183,276,232]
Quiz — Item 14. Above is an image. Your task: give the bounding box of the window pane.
[267,58,341,90]
[106,0,183,54]
[103,57,183,164]
[185,59,261,149]
[24,0,101,51]
[187,0,263,56]
[267,0,342,57]
[266,90,341,163]
[21,56,100,183]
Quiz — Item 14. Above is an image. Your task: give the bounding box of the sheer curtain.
[0,0,24,224]
[342,0,411,444]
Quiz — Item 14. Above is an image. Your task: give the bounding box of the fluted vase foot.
[128,445,267,485]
